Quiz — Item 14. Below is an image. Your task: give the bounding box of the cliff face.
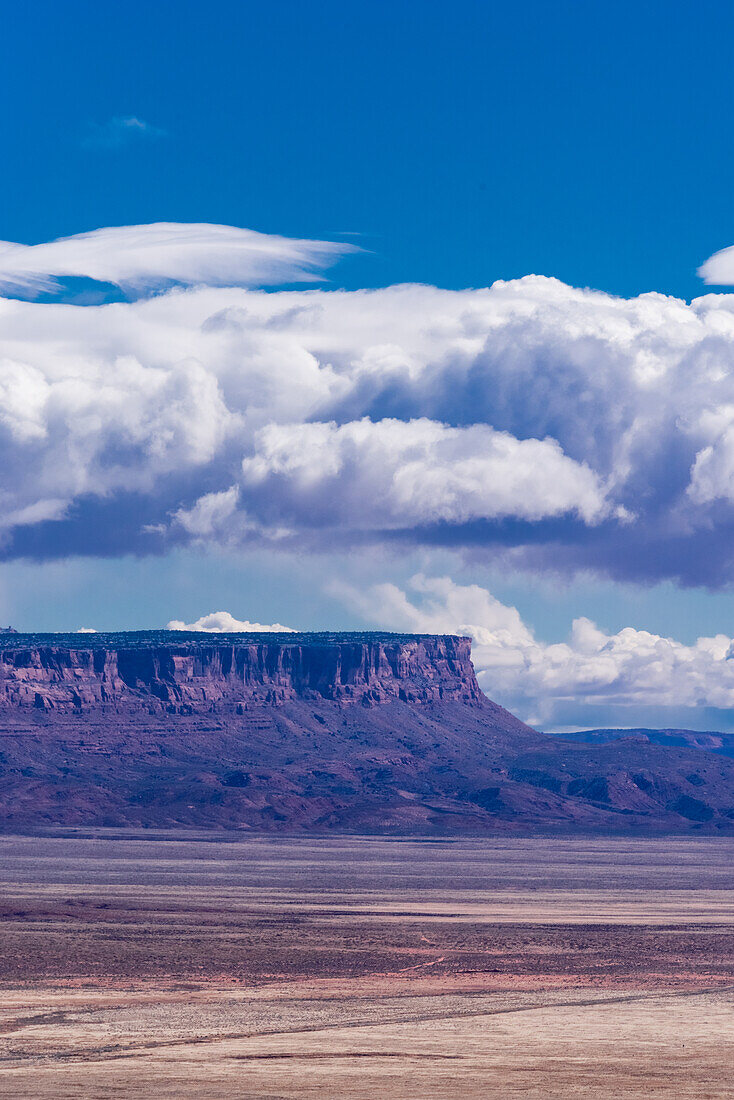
[0,632,734,834]
[0,634,482,713]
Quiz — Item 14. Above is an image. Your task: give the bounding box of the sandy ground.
[0,833,733,1097]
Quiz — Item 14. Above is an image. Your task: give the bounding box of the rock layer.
[1,632,734,833]
[0,634,482,713]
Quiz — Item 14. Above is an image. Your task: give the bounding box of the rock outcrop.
[1,631,734,834]
[0,633,482,713]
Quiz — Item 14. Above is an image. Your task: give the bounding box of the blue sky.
[4,0,734,300]
[5,1,734,729]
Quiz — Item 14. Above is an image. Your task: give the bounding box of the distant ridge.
[548,727,734,759]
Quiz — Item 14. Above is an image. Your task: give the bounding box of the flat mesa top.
[0,630,466,650]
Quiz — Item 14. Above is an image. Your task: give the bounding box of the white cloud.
[332,573,734,726]
[172,486,241,537]
[171,486,294,544]
[687,415,734,504]
[698,244,734,286]
[241,418,611,527]
[166,611,295,633]
[82,116,165,150]
[0,222,352,297]
[0,335,238,535]
[4,242,734,583]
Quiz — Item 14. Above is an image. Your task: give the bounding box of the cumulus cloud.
[82,116,165,150]
[0,336,237,541]
[241,418,611,529]
[0,223,352,297]
[172,486,241,537]
[166,611,294,632]
[169,485,294,546]
[332,574,734,727]
[5,236,734,584]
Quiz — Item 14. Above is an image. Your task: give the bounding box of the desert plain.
[0,833,731,1098]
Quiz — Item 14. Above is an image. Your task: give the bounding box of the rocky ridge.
[1,632,734,833]
[0,633,482,713]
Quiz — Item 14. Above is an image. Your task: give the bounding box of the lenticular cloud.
[5,225,734,585]
[0,223,352,297]
[699,243,734,286]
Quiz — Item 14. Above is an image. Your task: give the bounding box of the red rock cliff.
[0,634,482,713]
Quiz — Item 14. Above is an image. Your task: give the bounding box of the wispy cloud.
[82,116,165,150]
[0,222,354,297]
